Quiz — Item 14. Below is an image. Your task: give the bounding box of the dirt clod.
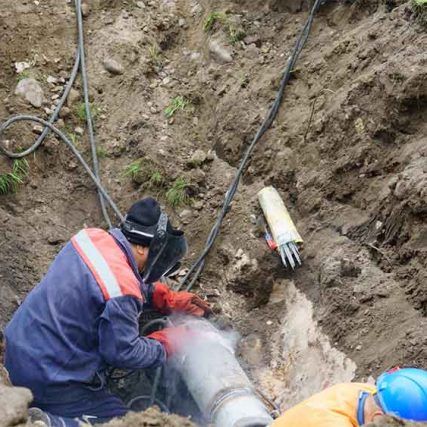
[0,369,32,427]
[367,416,427,427]
[101,407,196,427]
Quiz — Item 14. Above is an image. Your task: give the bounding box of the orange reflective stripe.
[72,228,143,301]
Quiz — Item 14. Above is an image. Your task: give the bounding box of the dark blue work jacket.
[4,228,166,403]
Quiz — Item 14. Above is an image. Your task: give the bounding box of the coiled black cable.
[0,0,117,226]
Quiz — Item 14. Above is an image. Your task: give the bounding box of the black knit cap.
[121,197,162,246]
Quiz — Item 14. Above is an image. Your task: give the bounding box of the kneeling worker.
[272,367,427,426]
[4,197,211,426]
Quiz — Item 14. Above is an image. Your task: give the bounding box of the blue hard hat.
[376,368,427,421]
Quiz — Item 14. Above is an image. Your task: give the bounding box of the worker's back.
[3,228,156,405]
[4,235,109,401]
[271,383,376,427]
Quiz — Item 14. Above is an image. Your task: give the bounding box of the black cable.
[127,394,169,413]
[140,318,169,336]
[0,116,123,220]
[149,367,162,406]
[0,49,80,159]
[0,1,118,226]
[176,0,323,291]
[75,0,112,227]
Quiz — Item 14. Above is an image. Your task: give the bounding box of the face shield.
[122,211,187,283]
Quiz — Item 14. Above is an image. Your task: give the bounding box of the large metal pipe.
[171,319,274,427]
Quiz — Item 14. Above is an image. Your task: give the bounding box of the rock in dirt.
[179,209,193,224]
[81,2,90,17]
[74,126,84,136]
[0,384,32,427]
[14,78,44,108]
[209,40,233,64]
[100,407,196,427]
[59,106,71,119]
[366,416,427,427]
[187,149,207,167]
[32,125,44,135]
[103,58,124,75]
[46,75,57,84]
[14,62,30,73]
[66,88,81,107]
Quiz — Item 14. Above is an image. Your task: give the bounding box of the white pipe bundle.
[258,186,303,269]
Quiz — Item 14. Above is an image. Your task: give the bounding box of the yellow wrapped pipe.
[258,186,303,269]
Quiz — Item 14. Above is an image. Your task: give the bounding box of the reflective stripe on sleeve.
[72,229,123,299]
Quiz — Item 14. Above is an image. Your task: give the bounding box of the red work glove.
[152,282,212,317]
[147,326,193,357]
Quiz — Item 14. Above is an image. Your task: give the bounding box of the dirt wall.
[0,0,426,424]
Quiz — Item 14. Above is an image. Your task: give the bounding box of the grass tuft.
[76,102,100,122]
[204,11,227,32]
[228,25,246,44]
[166,177,190,208]
[96,147,107,158]
[124,158,166,188]
[149,170,164,187]
[124,159,143,180]
[16,70,31,82]
[0,159,29,195]
[164,96,189,118]
[412,0,427,23]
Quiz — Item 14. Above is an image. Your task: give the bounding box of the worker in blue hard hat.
[271,367,427,426]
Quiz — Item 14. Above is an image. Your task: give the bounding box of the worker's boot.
[28,407,52,427]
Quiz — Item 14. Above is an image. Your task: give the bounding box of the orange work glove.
[147,326,193,357]
[151,282,212,317]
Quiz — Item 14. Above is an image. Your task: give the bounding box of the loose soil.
[0,0,426,425]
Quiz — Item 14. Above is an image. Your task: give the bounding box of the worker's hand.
[147,326,193,357]
[152,282,212,318]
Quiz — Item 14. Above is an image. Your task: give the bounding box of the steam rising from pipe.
[168,317,273,427]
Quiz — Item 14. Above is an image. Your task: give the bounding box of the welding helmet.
[121,198,187,283]
[376,367,427,421]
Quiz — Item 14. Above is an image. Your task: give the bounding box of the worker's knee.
[34,387,129,421]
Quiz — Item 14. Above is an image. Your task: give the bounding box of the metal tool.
[258,186,303,269]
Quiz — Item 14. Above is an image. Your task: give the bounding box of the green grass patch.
[124,158,166,188]
[204,11,245,44]
[76,102,100,122]
[0,159,29,195]
[164,96,189,118]
[65,129,81,148]
[16,70,31,82]
[228,25,246,44]
[149,170,164,187]
[204,11,227,32]
[96,147,107,159]
[412,0,427,23]
[124,159,143,180]
[166,177,191,208]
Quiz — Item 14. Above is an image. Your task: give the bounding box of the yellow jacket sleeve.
[272,411,355,427]
[271,383,377,427]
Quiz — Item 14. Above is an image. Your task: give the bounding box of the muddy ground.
[0,0,426,424]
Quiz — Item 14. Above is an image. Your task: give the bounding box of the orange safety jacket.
[271,383,377,427]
